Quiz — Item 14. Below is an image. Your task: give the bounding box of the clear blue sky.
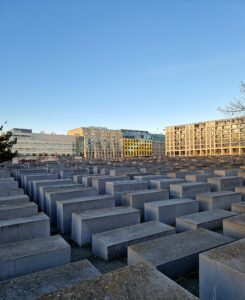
[1,0,245,134]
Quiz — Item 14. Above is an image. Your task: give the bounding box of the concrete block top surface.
[172,182,210,187]
[38,263,197,300]
[208,176,243,181]
[0,260,100,300]
[106,180,147,186]
[151,178,186,183]
[123,189,167,196]
[0,235,69,261]
[176,209,237,224]
[145,198,196,207]
[200,238,245,274]
[48,187,94,195]
[93,221,174,245]
[74,207,139,219]
[0,195,29,201]
[128,228,234,266]
[58,195,114,205]
[0,212,49,227]
[197,191,240,197]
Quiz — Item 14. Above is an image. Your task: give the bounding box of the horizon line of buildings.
[8,116,245,160]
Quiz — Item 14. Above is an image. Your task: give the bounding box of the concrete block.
[176,209,237,232]
[150,178,186,190]
[170,182,211,199]
[39,183,84,212]
[0,260,100,300]
[106,180,148,206]
[46,187,97,225]
[128,228,233,278]
[92,221,175,260]
[0,213,50,245]
[37,263,197,300]
[0,195,29,205]
[72,207,140,246]
[57,195,115,234]
[214,168,240,176]
[185,174,216,183]
[199,238,245,300]
[208,176,243,192]
[32,178,73,205]
[122,189,169,220]
[144,198,199,225]
[232,202,245,213]
[0,202,38,221]
[235,186,245,201]
[223,213,245,239]
[27,174,58,199]
[134,175,167,188]
[0,188,24,197]
[196,191,242,211]
[92,176,128,194]
[0,181,18,190]
[0,235,70,281]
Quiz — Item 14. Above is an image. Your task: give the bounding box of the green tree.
[0,122,18,163]
[218,81,245,116]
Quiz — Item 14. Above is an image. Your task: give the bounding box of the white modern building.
[11,128,76,156]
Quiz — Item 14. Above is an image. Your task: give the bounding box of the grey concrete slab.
[0,259,100,300]
[92,176,128,194]
[0,188,24,197]
[170,182,211,199]
[144,198,199,225]
[72,207,140,246]
[223,213,245,239]
[32,178,73,205]
[128,228,234,278]
[0,202,38,221]
[0,213,50,245]
[196,191,242,211]
[208,176,243,192]
[0,235,70,281]
[167,171,195,179]
[106,180,148,206]
[122,189,169,220]
[39,183,84,212]
[0,181,18,190]
[150,178,186,190]
[0,195,29,205]
[214,168,240,176]
[57,195,115,234]
[92,221,175,260]
[199,238,245,300]
[38,263,197,300]
[82,175,101,187]
[134,175,167,188]
[27,174,58,199]
[176,209,238,232]
[232,202,245,213]
[185,174,216,183]
[46,187,97,225]
[235,186,245,201]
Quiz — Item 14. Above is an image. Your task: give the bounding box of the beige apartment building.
[11,128,76,156]
[165,117,245,157]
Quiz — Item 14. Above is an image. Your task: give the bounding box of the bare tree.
[218,81,245,116]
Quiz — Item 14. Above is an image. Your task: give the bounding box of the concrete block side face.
[0,204,38,221]
[57,197,115,234]
[76,211,140,246]
[71,214,82,246]
[199,254,245,300]
[0,217,50,245]
[144,205,159,222]
[0,241,71,281]
[223,220,245,239]
[95,228,176,261]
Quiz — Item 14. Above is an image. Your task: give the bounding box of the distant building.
[165,117,245,156]
[68,127,153,160]
[151,133,165,157]
[11,128,76,156]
